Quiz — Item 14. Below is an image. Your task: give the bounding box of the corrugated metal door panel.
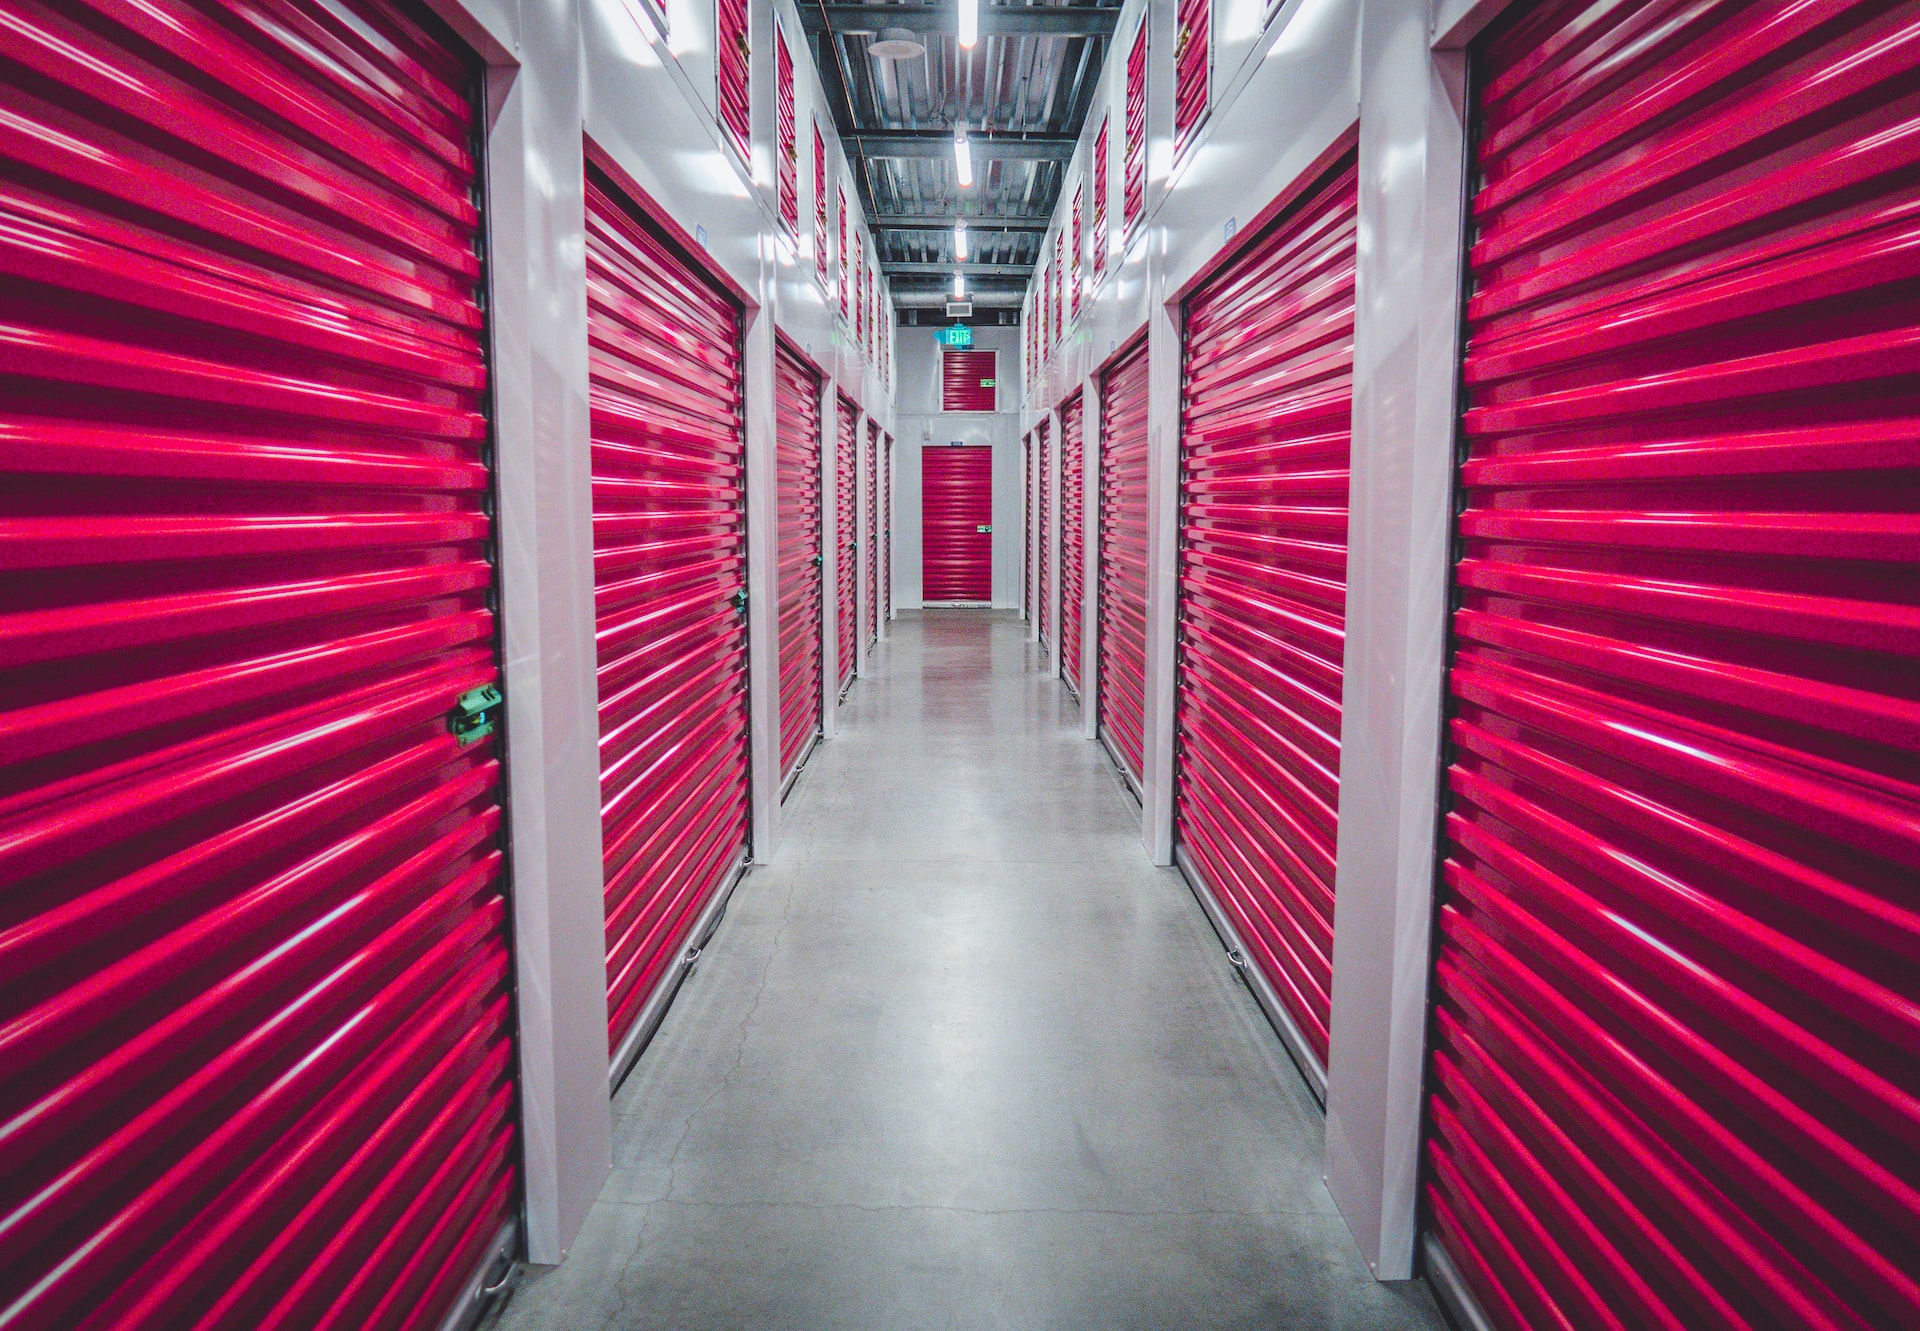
[881,433,893,630]
[1124,17,1147,234]
[921,446,994,603]
[1428,4,1920,1329]
[836,394,858,690]
[1099,337,1151,782]
[813,122,828,285]
[1054,231,1066,341]
[1173,0,1210,155]
[1070,189,1083,319]
[865,421,879,648]
[1024,433,1034,619]
[1093,117,1110,278]
[942,349,998,412]
[0,0,515,1325]
[775,23,797,239]
[775,343,822,782]
[1174,153,1357,1066]
[1061,393,1086,696]
[837,187,849,321]
[585,170,750,1052]
[715,0,749,164]
[1038,419,1053,648]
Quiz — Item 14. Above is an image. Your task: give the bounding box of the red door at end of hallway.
[587,167,750,1056]
[1099,336,1151,783]
[775,342,823,782]
[1060,393,1086,696]
[1427,4,1920,1329]
[1175,151,1357,1069]
[922,445,994,603]
[835,395,859,691]
[0,1,515,1324]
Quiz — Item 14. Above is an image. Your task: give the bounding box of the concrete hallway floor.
[492,610,1447,1331]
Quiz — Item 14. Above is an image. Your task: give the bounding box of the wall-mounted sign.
[936,324,974,348]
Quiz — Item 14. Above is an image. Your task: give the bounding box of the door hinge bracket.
[450,683,503,745]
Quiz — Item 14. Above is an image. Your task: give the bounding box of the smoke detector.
[869,27,926,60]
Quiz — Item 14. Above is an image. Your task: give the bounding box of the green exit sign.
[936,325,974,347]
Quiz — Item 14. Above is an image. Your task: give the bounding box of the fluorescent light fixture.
[954,222,969,260]
[953,271,966,297]
[959,0,978,48]
[954,124,973,186]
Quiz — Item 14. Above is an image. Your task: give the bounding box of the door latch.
[449,683,503,745]
[976,524,992,533]
[732,588,749,614]
[812,553,824,567]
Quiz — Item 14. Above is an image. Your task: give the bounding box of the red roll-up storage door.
[1123,16,1147,236]
[1173,0,1210,156]
[586,169,750,1055]
[774,22,797,240]
[942,349,998,412]
[1038,419,1052,649]
[1099,336,1151,783]
[880,433,893,630]
[865,420,879,648]
[775,342,822,783]
[921,445,994,603]
[715,0,750,164]
[1174,152,1356,1070]
[835,394,858,691]
[1426,5,1920,1329]
[1024,432,1035,619]
[1060,393,1086,696]
[0,0,516,1323]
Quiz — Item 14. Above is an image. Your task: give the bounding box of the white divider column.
[1139,296,1183,867]
[743,305,781,860]
[456,0,612,1265]
[1324,0,1472,1282]
[1079,376,1103,740]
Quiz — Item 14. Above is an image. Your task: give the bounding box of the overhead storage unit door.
[586,169,750,1057]
[921,445,994,603]
[866,421,880,648]
[1038,419,1052,649]
[1024,433,1035,619]
[1061,392,1087,697]
[1099,336,1151,783]
[1427,5,1920,1329]
[881,434,893,629]
[0,0,516,1324]
[775,342,823,784]
[1175,152,1357,1070]
[836,394,858,691]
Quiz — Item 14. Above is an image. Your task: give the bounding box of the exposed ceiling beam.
[894,291,1024,308]
[869,213,1051,232]
[799,4,1120,39]
[850,130,1076,161]
[884,261,1032,277]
